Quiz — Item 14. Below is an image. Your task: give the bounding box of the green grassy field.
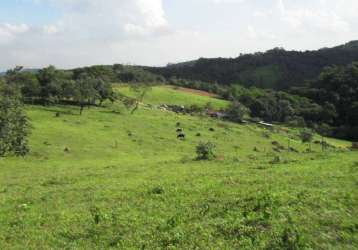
[115,85,229,109]
[0,87,357,249]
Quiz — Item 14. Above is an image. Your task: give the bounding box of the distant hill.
[145,41,358,90]
[21,68,40,74]
[0,68,39,76]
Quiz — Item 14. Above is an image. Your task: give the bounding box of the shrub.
[196,141,216,160]
[226,101,250,122]
[187,104,204,114]
[150,186,165,195]
[300,129,313,143]
[262,131,271,138]
[286,116,306,127]
[270,155,282,164]
[0,84,30,157]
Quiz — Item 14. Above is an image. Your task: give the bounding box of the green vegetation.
[196,141,216,160]
[5,45,358,141]
[0,83,30,156]
[142,42,358,141]
[0,87,357,249]
[239,65,282,89]
[4,66,116,115]
[291,62,358,140]
[1,46,358,248]
[116,85,229,109]
[158,62,358,141]
[146,40,358,90]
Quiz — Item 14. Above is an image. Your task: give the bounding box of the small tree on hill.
[0,84,30,156]
[94,79,115,106]
[300,129,313,151]
[129,84,152,114]
[226,101,250,122]
[74,76,98,115]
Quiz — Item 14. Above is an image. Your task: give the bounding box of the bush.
[270,155,282,164]
[150,186,165,195]
[187,104,204,114]
[196,141,216,160]
[300,129,313,143]
[286,116,306,127]
[226,101,250,122]
[0,84,30,157]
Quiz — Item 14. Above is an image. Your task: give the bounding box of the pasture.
[115,85,229,109]
[0,87,357,249]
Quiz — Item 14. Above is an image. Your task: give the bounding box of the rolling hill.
[145,40,358,90]
[1,86,357,249]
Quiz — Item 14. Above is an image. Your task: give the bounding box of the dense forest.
[145,40,358,90]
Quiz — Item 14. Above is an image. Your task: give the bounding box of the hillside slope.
[115,85,229,109]
[146,41,358,90]
[0,88,357,249]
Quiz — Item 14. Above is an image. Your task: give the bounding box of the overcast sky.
[0,0,357,71]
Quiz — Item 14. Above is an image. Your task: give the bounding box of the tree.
[4,66,24,83]
[300,129,314,151]
[19,73,41,103]
[94,79,115,106]
[277,99,294,122]
[4,67,41,104]
[129,84,152,114]
[59,79,76,100]
[37,66,68,104]
[0,84,30,156]
[317,123,331,151]
[226,101,250,122]
[73,76,98,115]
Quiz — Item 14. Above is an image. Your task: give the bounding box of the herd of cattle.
[176,122,216,140]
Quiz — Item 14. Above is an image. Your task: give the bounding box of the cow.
[177,133,185,140]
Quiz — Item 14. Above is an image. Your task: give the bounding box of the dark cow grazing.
[196,133,201,137]
[176,128,183,133]
[209,128,215,132]
[177,133,185,140]
[176,122,181,127]
[55,112,60,117]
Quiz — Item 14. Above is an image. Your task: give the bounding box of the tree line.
[145,40,358,90]
[162,63,358,141]
[290,62,358,140]
[4,65,117,114]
